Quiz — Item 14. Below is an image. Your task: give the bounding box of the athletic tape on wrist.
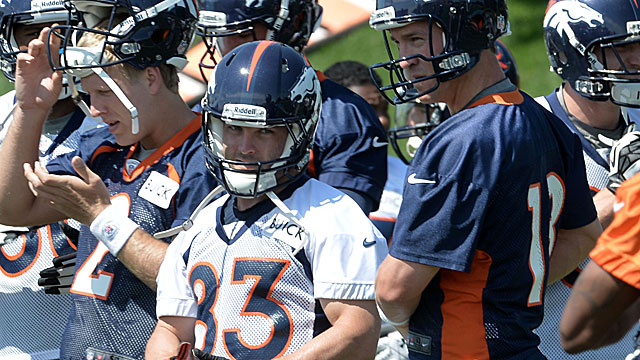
[376,302,410,327]
[90,204,139,256]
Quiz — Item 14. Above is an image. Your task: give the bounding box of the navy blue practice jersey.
[391,90,597,359]
[308,72,387,211]
[0,91,97,359]
[46,114,217,360]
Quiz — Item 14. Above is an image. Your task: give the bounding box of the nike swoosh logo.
[407,173,436,185]
[372,136,388,148]
[363,238,376,248]
[613,201,625,213]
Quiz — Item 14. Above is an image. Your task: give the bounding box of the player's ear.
[144,66,162,95]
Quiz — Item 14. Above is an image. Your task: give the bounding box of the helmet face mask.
[201,41,322,198]
[389,100,449,164]
[387,39,517,164]
[195,0,322,80]
[369,0,509,104]
[544,0,640,107]
[51,0,198,73]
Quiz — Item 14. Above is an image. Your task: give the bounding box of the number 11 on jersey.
[527,172,565,306]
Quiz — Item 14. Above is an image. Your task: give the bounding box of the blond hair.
[76,19,180,93]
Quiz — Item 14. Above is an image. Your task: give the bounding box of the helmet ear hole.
[557,50,568,66]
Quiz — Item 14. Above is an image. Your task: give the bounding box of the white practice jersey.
[157,177,388,359]
[370,156,406,221]
[534,94,637,358]
[0,90,99,360]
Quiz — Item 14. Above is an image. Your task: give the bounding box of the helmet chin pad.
[223,170,278,198]
[611,82,640,107]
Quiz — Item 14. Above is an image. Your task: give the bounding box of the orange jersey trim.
[90,145,121,164]
[307,149,318,179]
[315,70,328,82]
[440,250,492,359]
[247,41,276,92]
[468,90,524,109]
[123,113,201,182]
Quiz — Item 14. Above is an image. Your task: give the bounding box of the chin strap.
[68,80,99,124]
[154,185,226,239]
[266,191,309,255]
[64,46,140,133]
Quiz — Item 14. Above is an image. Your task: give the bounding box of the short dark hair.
[324,60,382,88]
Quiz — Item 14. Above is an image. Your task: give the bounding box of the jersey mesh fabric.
[533,91,636,359]
[0,90,94,359]
[0,224,75,360]
[46,118,216,360]
[187,221,316,359]
[391,90,596,359]
[157,178,386,359]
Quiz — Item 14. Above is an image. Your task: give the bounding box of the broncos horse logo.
[290,66,320,106]
[544,1,604,54]
[545,1,604,31]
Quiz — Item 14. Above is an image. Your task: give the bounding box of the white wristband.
[376,302,410,327]
[90,204,139,256]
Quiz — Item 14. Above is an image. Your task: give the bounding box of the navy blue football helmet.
[196,0,322,80]
[496,39,519,87]
[544,0,640,107]
[201,41,322,198]
[51,0,198,72]
[0,0,77,81]
[369,0,510,104]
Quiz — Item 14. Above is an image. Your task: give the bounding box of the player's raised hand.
[14,25,63,114]
[23,157,112,225]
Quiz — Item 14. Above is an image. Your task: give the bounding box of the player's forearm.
[375,256,432,326]
[280,307,380,360]
[146,321,187,359]
[548,221,601,284]
[118,228,169,290]
[0,106,46,224]
[597,299,640,348]
[593,189,615,229]
[560,261,639,353]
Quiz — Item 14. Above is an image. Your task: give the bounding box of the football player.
[534,0,640,357]
[0,0,217,359]
[0,1,97,359]
[560,171,640,354]
[145,41,387,360]
[195,0,388,215]
[325,60,391,130]
[324,60,404,243]
[370,0,602,358]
